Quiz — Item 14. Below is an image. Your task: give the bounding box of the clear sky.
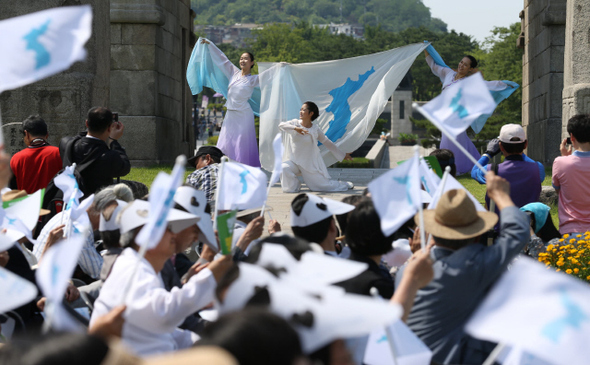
[422,0,523,44]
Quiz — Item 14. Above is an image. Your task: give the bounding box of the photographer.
[59,107,130,196]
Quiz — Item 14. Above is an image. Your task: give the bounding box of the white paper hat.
[118,200,200,235]
[220,261,401,353]
[290,194,355,227]
[99,200,128,232]
[174,187,217,251]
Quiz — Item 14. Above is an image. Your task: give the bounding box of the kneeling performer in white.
[279,101,354,193]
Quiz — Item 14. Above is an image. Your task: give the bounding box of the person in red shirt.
[10,115,62,193]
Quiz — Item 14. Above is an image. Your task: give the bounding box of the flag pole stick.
[414,146,426,251]
[427,165,451,245]
[482,342,506,365]
[212,157,228,233]
[414,104,486,174]
[260,182,273,218]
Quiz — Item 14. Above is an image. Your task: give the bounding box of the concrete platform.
[260,146,435,235]
[262,168,388,234]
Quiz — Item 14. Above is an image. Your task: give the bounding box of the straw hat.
[419,189,497,240]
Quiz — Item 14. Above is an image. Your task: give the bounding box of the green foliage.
[410,117,440,138]
[334,157,371,168]
[371,118,389,135]
[191,0,448,33]
[398,133,419,144]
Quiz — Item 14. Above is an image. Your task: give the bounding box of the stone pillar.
[522,0,566,164]
[110,0,193,165]
[0,0,110,156]
[390,90,413,145]
[562,0,590,137]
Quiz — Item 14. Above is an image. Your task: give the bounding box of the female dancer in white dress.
[201,39,261,167]
[425,50,511,174]
[279,101,354,193]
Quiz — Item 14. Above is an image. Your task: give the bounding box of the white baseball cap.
[174,186,217,251]
[118,199,200,235]
[290,194,355,227]
[498,124,526,144]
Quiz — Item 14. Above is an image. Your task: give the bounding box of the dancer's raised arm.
[200,38,238,79]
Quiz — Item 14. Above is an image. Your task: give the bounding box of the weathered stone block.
[540,186,558,206]
[158,74,173,96]
[110,3,165,26]
[549,45,565,73]
[549,73,564,118]
[110,70,156,116]
[122,24,157,45]
[111,44,156,71]
[161,29,175,54]
[117,116,158,161]
[111,24,122,44]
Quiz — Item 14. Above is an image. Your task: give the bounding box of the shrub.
[206,136,219,145]
[334,157,372,168]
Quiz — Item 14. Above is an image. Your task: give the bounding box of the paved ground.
[261,144,435,234]
[196,137,435,235]
[263,168,388,234]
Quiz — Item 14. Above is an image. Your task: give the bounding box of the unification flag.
[419,158,441,197]
[465,258,590,365]
[0,266,38,314]
[0,6,92,94]
[135,155,186,249]
[258,42,428,170]
[268,133,284,186]
[425,43,519,134]
[2,189,45,244]
[369,155,422,236]
[216,161,268,210]
[36,233,86,303]
[417,72,496,139]
[54,165,83,206]
[427,173,485,212]
[365,320,433,365]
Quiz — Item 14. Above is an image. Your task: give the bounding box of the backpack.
[35,135,102,237]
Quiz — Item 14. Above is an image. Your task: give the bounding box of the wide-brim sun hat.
[417,189,498,240]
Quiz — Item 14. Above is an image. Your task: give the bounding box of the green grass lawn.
[125,165,190,189]
[457,166,558,227]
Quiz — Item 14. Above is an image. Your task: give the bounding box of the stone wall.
[0,0,110,156]
[562,0,590,135]
[521,0,566,164]
[110,0,194,165]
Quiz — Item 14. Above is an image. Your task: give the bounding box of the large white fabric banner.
[258,42,428,171]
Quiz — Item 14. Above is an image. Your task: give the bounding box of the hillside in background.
[190,0,447,33]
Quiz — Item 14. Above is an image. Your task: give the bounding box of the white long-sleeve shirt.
[425,55,508,91]
[279,119,346,180]
[89,248,216,356]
